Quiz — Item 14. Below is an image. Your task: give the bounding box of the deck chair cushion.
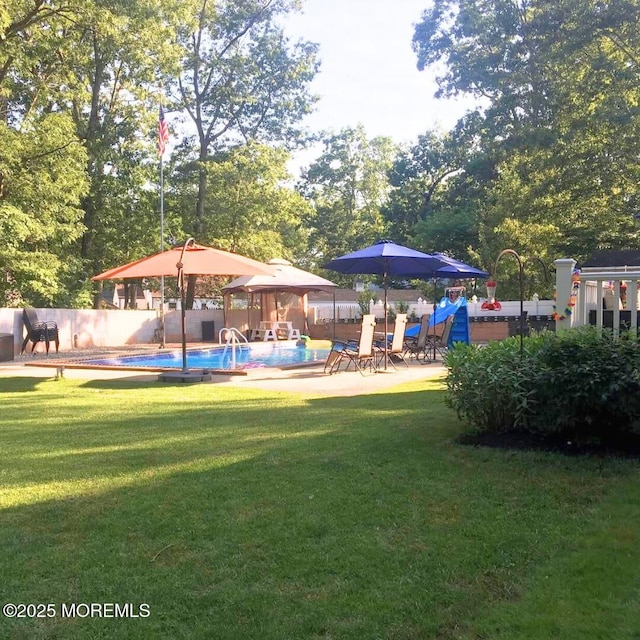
[376,313,409,369]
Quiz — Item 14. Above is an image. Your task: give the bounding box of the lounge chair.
[376,313,408,369]
[324,314,377,375]
[403,314,431,363]
[21,308,60,354]
[425,314,455,361]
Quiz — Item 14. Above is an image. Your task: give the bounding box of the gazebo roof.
[223,259,337,296]
[582,250,640,269]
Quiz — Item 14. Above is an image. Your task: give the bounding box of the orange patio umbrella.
[92,238,274,378]
[92,242,274,280]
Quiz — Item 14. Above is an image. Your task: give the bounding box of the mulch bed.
[457,430,640,458]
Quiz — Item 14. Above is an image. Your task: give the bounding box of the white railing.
[218,327,248,369]
[309,303,362,322]
[466,299,555,317]
[369,298,434,319]
[310,298,437,321]
[573,269,640,336]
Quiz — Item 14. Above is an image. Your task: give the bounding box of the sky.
[281,0,475,163]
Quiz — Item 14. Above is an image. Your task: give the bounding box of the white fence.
[309,297,554,322]
[0,308,223,355]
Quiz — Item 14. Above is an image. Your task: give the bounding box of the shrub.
[445,327,640,446]
[395,300,410,315]
[528,328,640,442]
[356,291,373,317]
[444,335,546,433]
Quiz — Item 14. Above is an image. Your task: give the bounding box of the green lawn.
[1,375,640,639]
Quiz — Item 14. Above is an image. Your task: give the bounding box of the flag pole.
[158,104,169,348]
[159,156,166,348]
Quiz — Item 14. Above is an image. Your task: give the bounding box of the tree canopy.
[3,0,640,307]
[410,0,640,281]
[298,125,397,283]
[0,0,319,307]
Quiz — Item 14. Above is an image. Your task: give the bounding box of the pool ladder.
[218,327,249,369]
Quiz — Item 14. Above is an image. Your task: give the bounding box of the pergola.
[222,259,337,338]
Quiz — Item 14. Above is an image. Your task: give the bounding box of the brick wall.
[309,319,521,344]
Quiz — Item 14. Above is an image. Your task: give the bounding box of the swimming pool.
[75,341,332,372]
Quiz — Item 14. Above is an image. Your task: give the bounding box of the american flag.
[157,105,169,157]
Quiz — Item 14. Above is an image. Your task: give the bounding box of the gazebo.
[222,259,337,338]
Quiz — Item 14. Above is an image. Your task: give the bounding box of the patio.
[0,346,447,396]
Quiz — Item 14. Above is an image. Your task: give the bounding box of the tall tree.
[0,2,90,306]
[170,141,311,262]
[384,125,482,251]
[0,113,88,306]
[1,0,186,305]
[175,0,319,238]
[64,0,183,275]
[412,0,640,266]
[298,126,397,280]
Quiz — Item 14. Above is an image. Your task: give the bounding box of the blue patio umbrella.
[431,253,489,280]
[323,241,458,369]
[324,241,488,365]
[323,240,451,278]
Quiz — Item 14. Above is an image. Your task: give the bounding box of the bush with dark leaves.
[445,327,640,446]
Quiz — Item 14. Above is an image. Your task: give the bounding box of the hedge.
[445,327,640,445]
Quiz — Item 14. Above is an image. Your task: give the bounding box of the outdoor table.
[257,321,298,340]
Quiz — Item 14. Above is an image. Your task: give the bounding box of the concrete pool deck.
[0,345,447,397]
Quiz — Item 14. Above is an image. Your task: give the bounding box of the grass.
[1,375,640,639]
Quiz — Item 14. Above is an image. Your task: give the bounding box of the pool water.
[80,342,331,371]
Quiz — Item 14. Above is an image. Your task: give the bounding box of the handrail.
[218,327,249,369]
[218,327,249,345]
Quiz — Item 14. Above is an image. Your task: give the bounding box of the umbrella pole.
[383,270,388,370]
[177,237,195,373]
[432,278,436,361]
[159,276,166,348]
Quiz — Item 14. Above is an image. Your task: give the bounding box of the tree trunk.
[186,151,208,310]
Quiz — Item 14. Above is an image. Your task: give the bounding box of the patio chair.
[21,308,59,354]
[376,313,408,369]
[324,314,377,375]
[403,314,431,364]
[425,314,455,361]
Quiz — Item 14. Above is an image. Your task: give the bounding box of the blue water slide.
[405,296,470,345]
